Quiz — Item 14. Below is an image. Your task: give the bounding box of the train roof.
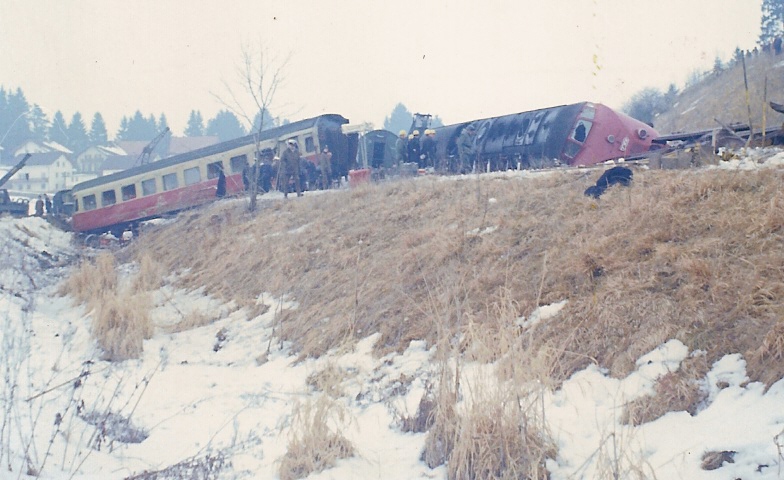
[72,114,349,193]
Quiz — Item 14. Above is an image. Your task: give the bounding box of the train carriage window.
[121,184,137,201]
[82,194,97,211]
[580,104,596,120]
[571,121,593,143]
[305,136,315,153]
[141,178,157,196]
[230,154,248,174]
[101,189,116,207]
[207,161,225,179]
[162,173,179,191]
[184,166,201,185]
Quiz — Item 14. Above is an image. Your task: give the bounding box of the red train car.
[429,102,658,171]
[65,114,357,235]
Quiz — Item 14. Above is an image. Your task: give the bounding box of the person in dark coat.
[457,124,477,174]
[278,139,302,198]
[43,194,52,215]
[395,130,408,165]
[584,166,633,198]
[318,146,333,189]
[421,129,437,169]
[408,130,422,168]
[216,167,226,197]
[34,196,44,217]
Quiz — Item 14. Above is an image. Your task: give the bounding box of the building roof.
[43,141,73,154]
[167,136,219,156]
[115,141,149,158]
[100,155,136,172]
[7,151,68,167]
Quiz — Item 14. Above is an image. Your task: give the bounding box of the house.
[74,145,126,173]
[13,140,73,157]
[1,152,75,193]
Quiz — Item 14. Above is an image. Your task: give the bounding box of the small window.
[102,189,116,207]
[571,121,592,143]
[305,136,315,153]
[162,173,178,191]
[141,178,157,196]
[230,154,248,174]
[563,141,582,159]
[121,184,137,201]
[184,166,201,185]
[83,194,97,211]
[207,161,224,179]
[580,104,596,120]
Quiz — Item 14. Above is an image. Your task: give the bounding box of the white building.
[1,152,75,193]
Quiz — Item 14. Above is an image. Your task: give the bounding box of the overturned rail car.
[413,102,659,171]
[59,114,358,235]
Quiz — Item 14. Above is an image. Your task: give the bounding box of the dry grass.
[622,354,709,425]
[61,252,154,361]
[278,396,354,480]
[127,168,784,388]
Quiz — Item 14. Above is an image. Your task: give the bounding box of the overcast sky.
[0,0,763,138]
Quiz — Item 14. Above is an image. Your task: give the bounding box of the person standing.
[318,146,333,190]
[457,124,477,174]
[408,130,422,168]
[395,130,408,165]
[43,194,52,215]
[279,139,303,198]
[34,196,44,217]
[421,129,437,169]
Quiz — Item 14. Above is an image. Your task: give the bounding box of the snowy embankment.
[2,151,784,479]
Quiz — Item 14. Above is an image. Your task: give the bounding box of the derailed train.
[55,102,658,236]
[363,102,659,171]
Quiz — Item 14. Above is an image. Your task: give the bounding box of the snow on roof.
[42,141,73,154]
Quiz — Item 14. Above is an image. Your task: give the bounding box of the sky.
[0,0,763,139]
[3,153,784,479]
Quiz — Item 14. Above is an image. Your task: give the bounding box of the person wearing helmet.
[421,129,437,170]
[408,129,422,168]
[278,138,303,198]
[457,124,477,174]
[395,130,409,166]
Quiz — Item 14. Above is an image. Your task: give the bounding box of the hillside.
[655,51,784,134]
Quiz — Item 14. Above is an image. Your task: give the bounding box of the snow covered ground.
[2,151,784,479]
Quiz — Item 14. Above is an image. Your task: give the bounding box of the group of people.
[395,124,478,174]
[242,139,334,199]
[34,194,52,217]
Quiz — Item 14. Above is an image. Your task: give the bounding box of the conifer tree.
[48,111,69,148]
[206,110,246,142]
[185,110,205,136]
[383,103,414,135]
[28,104,49,142]
[89,112,108,145]
[760,0,784,45]
[66,112,89,153]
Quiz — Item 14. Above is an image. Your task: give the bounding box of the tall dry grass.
[278,396,354,480]
[61,252,155,361]
[127,168,784,387]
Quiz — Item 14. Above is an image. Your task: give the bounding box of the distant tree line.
[0,85,281,161]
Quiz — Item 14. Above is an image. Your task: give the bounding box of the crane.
[0,153,31,189]
[136,127,171,165]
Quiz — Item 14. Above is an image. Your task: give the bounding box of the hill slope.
[126,161,784,388]
[655,52,784,134]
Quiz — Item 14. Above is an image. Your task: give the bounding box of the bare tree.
[212,42,290,211]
